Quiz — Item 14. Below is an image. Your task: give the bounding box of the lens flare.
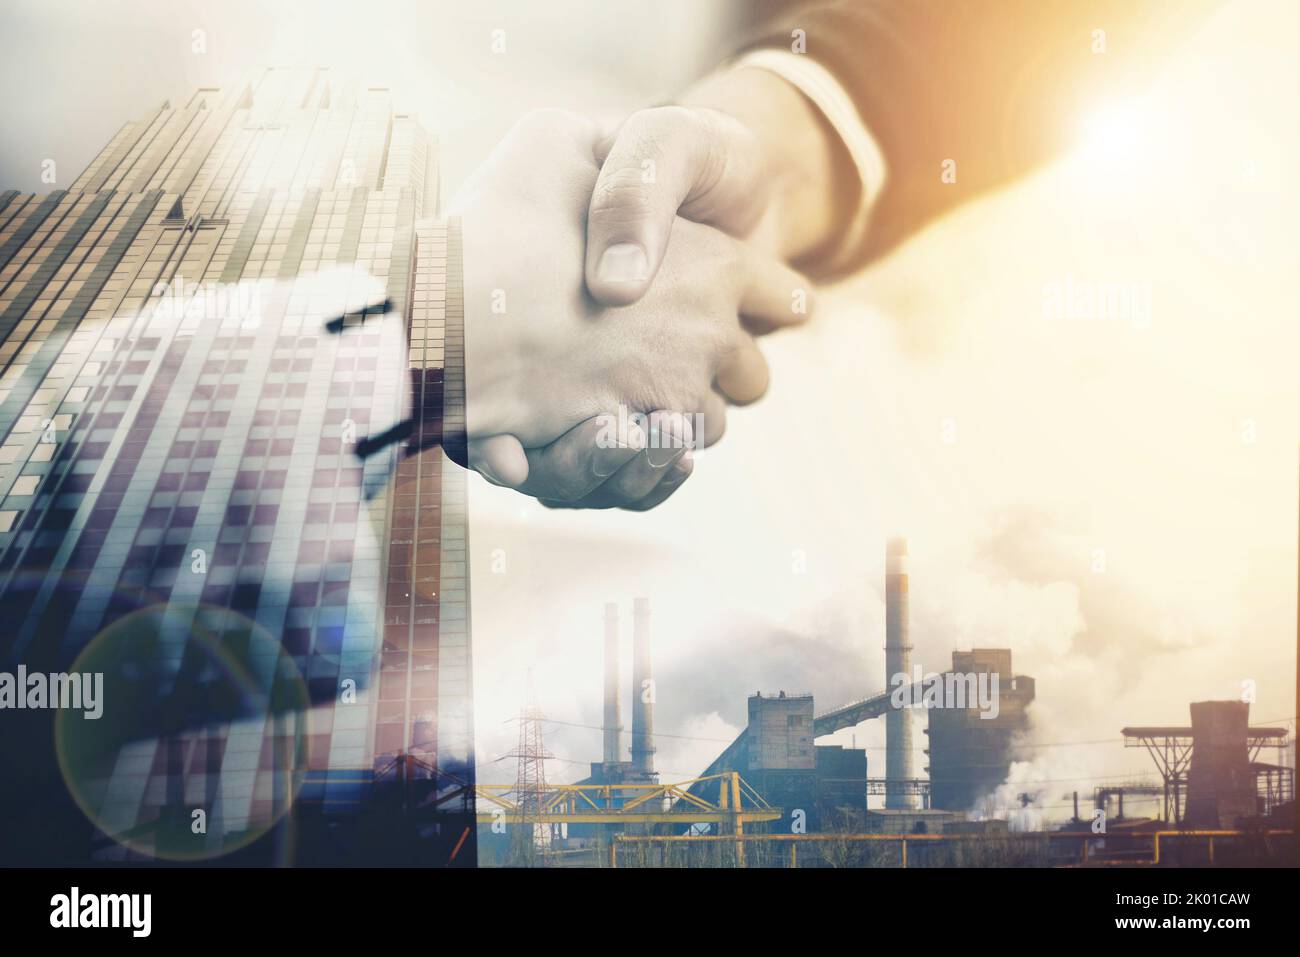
[55,602,310,861]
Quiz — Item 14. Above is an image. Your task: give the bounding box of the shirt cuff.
[731,48,887,272]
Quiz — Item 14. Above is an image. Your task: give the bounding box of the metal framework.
[1252,763,1295,816]
[1121,730,1194,824]
[814,687,893,736]
[1093,783,1165,820]
[611,828,1296,868]
[1122,726,1290,825]
[505,705,554,816]
[462,771,781,826]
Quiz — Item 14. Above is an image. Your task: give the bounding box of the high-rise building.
[0,69,474,865]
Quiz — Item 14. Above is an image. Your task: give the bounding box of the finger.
[537,411,690,510]
[715,333,769,406]
[468,434,529,487]
[738,248,815,335]
[596,411,693,502]
[586,106,766,307]
[518,415,646,503]
[697,389,728,447]
[622,451,694,511]
[542,449,693,511]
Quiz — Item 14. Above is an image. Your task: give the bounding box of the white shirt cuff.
[731,48,887,271]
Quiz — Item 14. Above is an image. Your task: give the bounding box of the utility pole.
[505,680,554,864]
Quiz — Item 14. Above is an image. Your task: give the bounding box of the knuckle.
[624,105,696,143]
[588,170,656,225]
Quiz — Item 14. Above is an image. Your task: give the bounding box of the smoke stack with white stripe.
[885,538,919,809]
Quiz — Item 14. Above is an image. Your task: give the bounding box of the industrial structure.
[602,601,620,766]
[471,538,1295,867]
[478,598,662,859]
[629,597,656,778]
[579,597,659,791]
[688,691,870,833]
[690,540,1036,835]
[474,598,789,864]
[1123,700,1292,827]
[925,649,1035,810]
[884,538,918,809]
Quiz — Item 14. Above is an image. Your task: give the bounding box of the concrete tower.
[602,602,622,765]
[885,539,919,809]
[630,598,656,778]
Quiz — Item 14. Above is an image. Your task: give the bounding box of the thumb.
[585,106,767,307]
[468,434,530,488]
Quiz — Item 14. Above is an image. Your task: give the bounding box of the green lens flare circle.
[55,601,311,861]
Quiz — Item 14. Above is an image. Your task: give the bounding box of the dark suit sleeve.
[743,0,1217,267]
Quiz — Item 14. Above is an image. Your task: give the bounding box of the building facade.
[925,649,1035,812]
[0,69,473,865]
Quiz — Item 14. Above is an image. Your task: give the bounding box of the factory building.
[690,540,1035,832]
[724,691,869,831]
[924,649,1035,811]
[861,808,965,834]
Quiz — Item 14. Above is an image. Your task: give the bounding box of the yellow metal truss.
[469,771,782,826]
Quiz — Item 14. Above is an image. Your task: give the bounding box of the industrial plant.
[475,539,1296,868]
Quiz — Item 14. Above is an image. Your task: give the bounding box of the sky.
[464,0,1300,825]
[0,0,742,197]
[2,0,1297,825]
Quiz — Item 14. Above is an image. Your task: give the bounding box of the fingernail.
[646,445,685,469]
[597,243,648,283]
[645,415,685,468]
[664,451,693,485]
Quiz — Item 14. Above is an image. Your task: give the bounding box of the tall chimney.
[630,597,656,777]
[885,539,919,809]
[602,602,621,765]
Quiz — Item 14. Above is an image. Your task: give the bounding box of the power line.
[532,713,1298,750]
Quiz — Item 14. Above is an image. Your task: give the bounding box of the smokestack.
[602,602,621,765]
[630,597,656,777]
[885,538,919,809]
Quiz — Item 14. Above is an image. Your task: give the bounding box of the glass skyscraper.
[0,68,474,865]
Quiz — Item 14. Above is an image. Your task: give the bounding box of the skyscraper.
[0,69,474,865]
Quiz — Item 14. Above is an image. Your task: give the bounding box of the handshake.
[450,67,849,510]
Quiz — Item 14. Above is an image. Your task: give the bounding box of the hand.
[451,108,810,506]
[475,409,697,511]
[585,66,854,309]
